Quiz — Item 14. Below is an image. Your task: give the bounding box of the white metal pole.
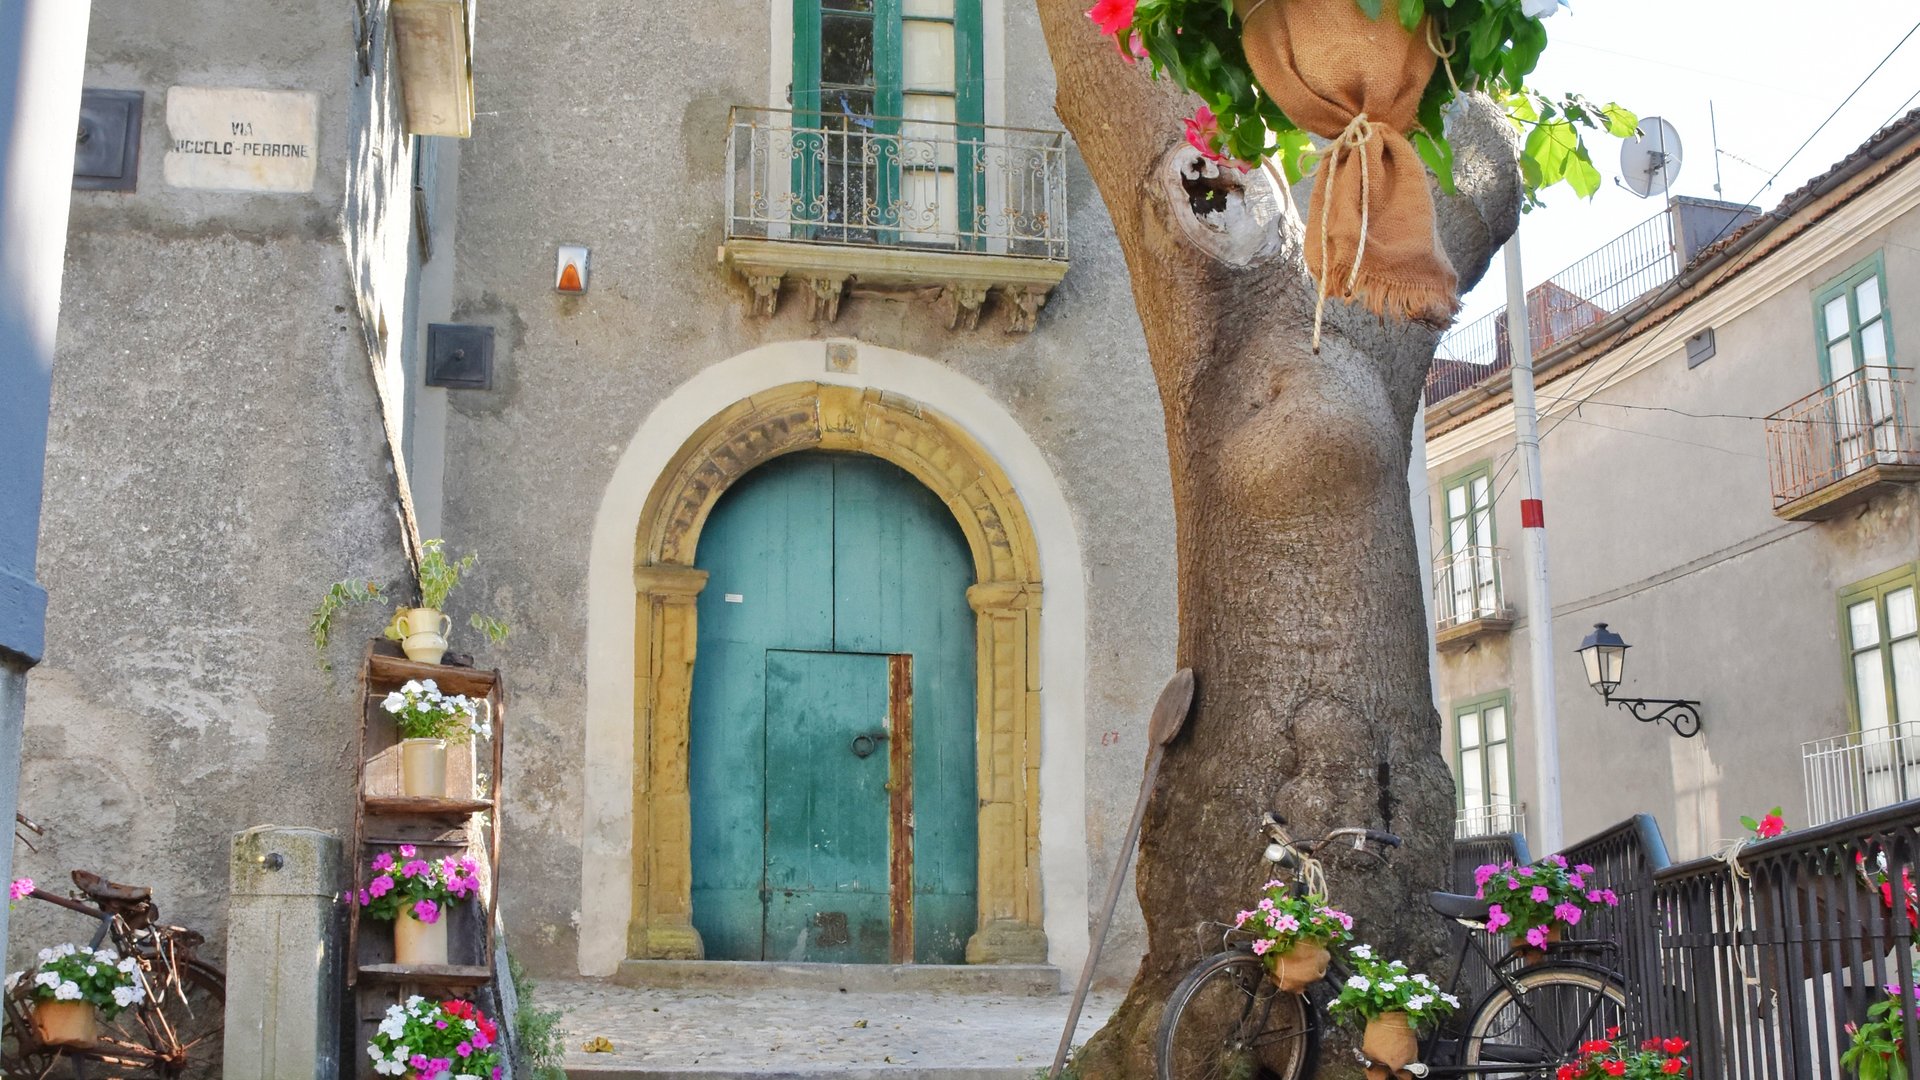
[1503,235,1565,854]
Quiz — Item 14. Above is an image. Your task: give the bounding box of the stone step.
[614,961,1062,997]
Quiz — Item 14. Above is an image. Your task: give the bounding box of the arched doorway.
[625,381,1047,966]
[688,451,977,963]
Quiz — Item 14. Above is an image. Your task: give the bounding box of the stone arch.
[628,381,1047,965]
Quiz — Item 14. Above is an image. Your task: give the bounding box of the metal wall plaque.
[75,89,144,192]
[425,323,493,389]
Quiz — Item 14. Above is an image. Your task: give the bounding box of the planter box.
[390,0,474,137]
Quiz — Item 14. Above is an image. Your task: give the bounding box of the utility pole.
[1503,236,1564,854]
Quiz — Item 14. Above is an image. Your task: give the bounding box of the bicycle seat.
[1428,890,1493,923]
[72,869,152,905]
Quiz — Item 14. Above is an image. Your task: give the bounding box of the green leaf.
[1412,130,1456,195]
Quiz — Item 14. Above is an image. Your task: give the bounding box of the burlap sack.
[1235,0,1459,329]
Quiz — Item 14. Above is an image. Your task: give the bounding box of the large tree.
[1036,3,1525,1074]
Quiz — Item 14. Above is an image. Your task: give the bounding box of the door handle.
[851,731,890,758]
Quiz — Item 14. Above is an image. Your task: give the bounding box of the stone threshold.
[613,960,1061,997]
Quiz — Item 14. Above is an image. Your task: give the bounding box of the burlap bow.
[1235,0,1460,344]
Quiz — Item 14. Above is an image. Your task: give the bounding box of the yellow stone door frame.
[628,381,1047,964]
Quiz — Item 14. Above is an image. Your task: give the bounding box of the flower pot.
[394,607,452,664]
[1362,1012,1418,1072]
[1514,922,1564,966]
[1268,941,1330,993]
[31,1000,98,1047]
[399,738,449,798]
[394,909,449,966]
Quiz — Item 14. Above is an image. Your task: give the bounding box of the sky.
[1448,1,1920,336]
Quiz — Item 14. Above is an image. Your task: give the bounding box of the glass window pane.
[1892,637,1920,727]
[1488,744,1512,804]
[1890,587,1917,640]
[902,20,955,92]
[1825,295,1852,344]
[1856,278,1883,324]
[1485,705,1507,742]
[1851,599,1882,649]
[1861,319,1888,366]
[1857,650,1892,731]
[1458,710,1482,750]
[821,13,876,90]
[1460,747,1486,808]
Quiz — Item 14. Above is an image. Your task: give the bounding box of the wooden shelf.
[364,795,493,817]
[355,963,493,989]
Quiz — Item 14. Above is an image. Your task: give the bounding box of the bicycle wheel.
[95,960,224,1079]
[1461,962,1627,1079]
[1157,950,1318,1080]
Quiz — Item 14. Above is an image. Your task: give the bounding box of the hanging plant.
[1087,0,1635,329]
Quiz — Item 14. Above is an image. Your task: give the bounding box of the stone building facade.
[1425,112,1920,862]
[20,0,1197,984]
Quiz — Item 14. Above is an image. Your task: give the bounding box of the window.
[1815,254,1899,472]
[1454,693,1517,837]
[1841,565,1920,806]
[1440,462,1499,625]
[791,0,984,244]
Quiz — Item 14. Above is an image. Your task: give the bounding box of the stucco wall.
[14,1,413,966]
[1429,186,1920,861]
[433,1,1175,978]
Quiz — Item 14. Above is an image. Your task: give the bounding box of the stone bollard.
[225,826,344,1079]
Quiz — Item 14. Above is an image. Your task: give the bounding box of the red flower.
[1085,0,1135,38]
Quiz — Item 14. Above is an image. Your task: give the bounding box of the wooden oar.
[1049,668,1195,1078]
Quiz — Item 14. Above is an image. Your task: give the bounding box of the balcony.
[1765,366,1920,520]
[1433,545,1513,649]
[1803,721,1920,826]
[1454,803,1526,840]
[720,106,1070,331]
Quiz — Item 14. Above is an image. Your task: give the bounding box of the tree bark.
[1035,4,1523,1077]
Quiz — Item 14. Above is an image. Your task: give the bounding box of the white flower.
[1350,944,1373,959]
[53,981,82,1001]
[1346,976,1371,992]
[33,971,59,989]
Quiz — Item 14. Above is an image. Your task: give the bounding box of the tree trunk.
[1035,4,1523,1076]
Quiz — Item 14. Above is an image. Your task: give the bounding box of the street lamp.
[1576,622,1701,738]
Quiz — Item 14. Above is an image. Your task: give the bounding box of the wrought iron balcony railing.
[1454,802,1526,840]
[1765,366,1920,517]
[1433,544,1510,632]
[1804,721,1920,827]
[724,106,1069,260]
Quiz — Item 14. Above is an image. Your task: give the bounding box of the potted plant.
[1235,884,1354,992]
[1474,854,1618,963]
[1561,1030,1692,1079]
[9,943,145,1046]
[365,995,503,1079]
[356,846,484,967]
[1087,0,1634,335]
[382,679,491,798]
[310,539,509,667]
[1327,945,1457,1074]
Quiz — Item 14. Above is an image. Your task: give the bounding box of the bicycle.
[1156,812,1628,1079]
[0,815,224,1079]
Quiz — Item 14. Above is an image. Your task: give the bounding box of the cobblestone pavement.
[542,978,1121,1078]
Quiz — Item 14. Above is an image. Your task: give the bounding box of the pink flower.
[1554,903,1583,925]
[1251,938,1272,956]
[1486,904,1510,932]
[9,877,33,901]
[1085,0,1135,38]
[371,851,394,872]
[414,898,441,924]
[1526,925,1549,948]
[1531,885,1551,903]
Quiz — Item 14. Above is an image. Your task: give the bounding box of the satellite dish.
[1619,117,1683,198]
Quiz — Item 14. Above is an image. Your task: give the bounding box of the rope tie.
[1312,112,1378,352]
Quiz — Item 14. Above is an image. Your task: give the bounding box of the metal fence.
[1426,209,1680,406]
[1433,545,1508,630]
[724,106,1070,260]
[1805,721,1920,827]
[1766,366,1920,509]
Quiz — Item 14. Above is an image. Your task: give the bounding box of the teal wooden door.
[688,452,977,963]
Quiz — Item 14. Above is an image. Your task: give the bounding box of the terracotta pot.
[400,738,448,798]
[1268,941,1331,993]
[394,909,449,966]
[394,607,451,664]
[31,1000,98,1047]
[1362,1012,1419,1072]
[1514,922,1565,966]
